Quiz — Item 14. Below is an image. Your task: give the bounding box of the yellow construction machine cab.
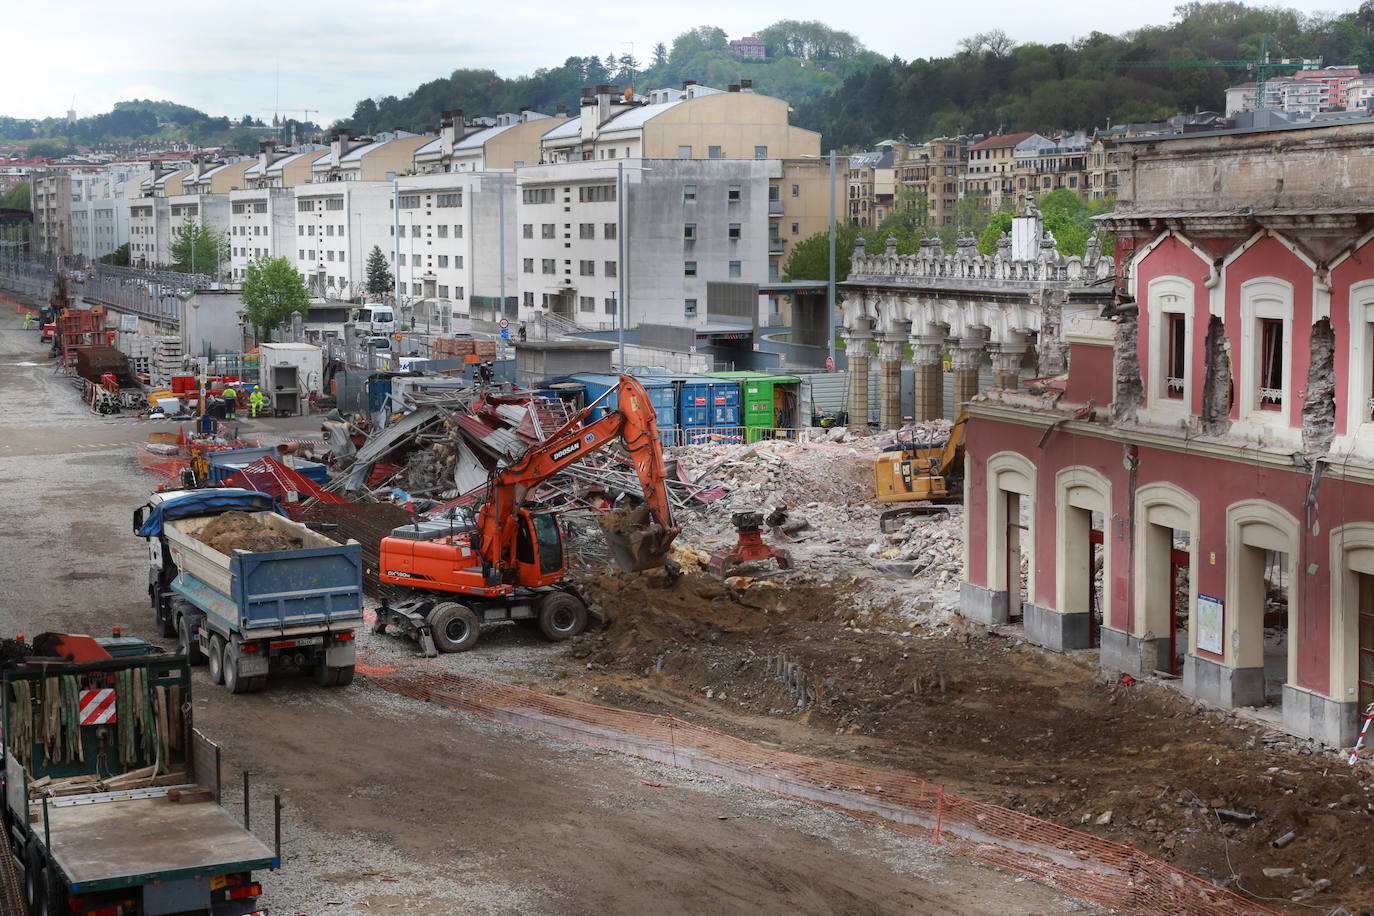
[873,412,969,531]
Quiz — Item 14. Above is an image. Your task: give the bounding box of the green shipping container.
[709,371,803,442]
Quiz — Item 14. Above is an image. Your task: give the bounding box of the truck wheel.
[22,846,37,909]
[176,610,204,666]
[538,592,587,642]
[430,603,479,653]
[207,635,225,685]
[36,866,62,916]
[152,589,175,638]
[223,646,252,695]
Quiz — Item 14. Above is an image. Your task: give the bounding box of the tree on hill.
[242,256,310,341]
[365,246,394,298]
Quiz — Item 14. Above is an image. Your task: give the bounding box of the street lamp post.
[827,149,837,371]
[616,161,623,370]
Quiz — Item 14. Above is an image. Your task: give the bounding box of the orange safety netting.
[355,651,1277,916]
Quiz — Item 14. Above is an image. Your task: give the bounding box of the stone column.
[843,327,873,426]
[951,336,986,408]
[911,335,946,421]
[877,336,904,429]
[990,344,1026,390]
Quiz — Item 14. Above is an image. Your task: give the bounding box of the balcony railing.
[768,200,783,216]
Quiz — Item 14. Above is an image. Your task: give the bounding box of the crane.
[1093,34,1320,111]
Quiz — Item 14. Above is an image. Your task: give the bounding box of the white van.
[352,305,396,335]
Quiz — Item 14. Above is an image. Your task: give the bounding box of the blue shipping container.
[659,375,741,442]
[570,374,677,441]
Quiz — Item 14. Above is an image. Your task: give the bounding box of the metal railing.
[0,260,54,304]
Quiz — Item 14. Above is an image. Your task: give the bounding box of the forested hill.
[345,3,1374,148]
[341,23,882,133]
[797,2,1374,148]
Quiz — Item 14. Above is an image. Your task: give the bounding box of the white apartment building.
[127,193,230,272]
[514,157,775,329]
[291,181,394,299]
[227,188,296,280]
[69,197,130,266]
[289,172,514,331]
[128,200,156,267]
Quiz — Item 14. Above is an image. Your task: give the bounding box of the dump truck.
[134,487,364,693]
[2,631,278,915]
[874,412,969,533]
[374,375,678,654]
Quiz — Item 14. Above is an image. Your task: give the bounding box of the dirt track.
[0,301,1096,913]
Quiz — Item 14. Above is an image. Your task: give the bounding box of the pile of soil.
[555,572,1374,913]
[196,512,302,554]
[579,568,853,660]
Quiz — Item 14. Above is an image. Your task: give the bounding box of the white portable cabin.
[259,342,324,416]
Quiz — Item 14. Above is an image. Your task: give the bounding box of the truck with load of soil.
[133,487,364,693]
[2,630,278,915]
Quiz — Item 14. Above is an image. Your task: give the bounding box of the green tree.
[977,212,1013,255]
[0,181,29,211]
[877,187,931,238]
[365,246,394,297]
[782,222,865,283]
[98,243,130,266]
[241,256,310,340]
[170,219,228,276]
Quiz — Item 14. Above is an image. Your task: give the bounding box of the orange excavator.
[374,375,680,654]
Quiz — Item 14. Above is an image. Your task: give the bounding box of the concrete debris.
[670,421,960,627]
[1262,867,1296,879]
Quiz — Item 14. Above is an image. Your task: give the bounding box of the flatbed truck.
[2,632,277,915]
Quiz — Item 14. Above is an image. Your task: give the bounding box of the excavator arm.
[475,376,679,574]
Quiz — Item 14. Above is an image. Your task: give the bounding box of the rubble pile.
[667,418,963,627]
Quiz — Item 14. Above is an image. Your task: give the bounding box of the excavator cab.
[514,509,567,585]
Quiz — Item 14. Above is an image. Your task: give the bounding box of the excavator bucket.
[599,504,679,572]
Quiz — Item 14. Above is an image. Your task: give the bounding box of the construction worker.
[249,387,265,418]
[23,312,31,330]
[222,385,238,420]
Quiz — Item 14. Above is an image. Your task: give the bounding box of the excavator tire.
[537,592,587,642]
[430,603,480,653]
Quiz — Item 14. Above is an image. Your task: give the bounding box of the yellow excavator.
[874,412,968,533]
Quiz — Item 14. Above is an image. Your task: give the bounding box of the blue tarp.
[136,488,281,538]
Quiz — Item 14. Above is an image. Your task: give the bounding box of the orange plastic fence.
[356,653,1276,916]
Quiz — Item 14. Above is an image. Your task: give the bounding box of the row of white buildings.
[30,82,832,331]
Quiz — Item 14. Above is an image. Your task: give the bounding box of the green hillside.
[340,22,881,134]
[797,3,1374,147]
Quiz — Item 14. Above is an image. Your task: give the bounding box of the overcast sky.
[3,0,1359,126]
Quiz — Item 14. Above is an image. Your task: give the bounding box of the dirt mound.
[579,569,852,661]
[196,512,302,554]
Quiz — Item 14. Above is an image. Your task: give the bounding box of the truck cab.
[352,304,396,335]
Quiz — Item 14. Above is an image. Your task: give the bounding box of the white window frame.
[1235,276,1297,442]
[1342,279,1374,449]
[1144,275,1193,423]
